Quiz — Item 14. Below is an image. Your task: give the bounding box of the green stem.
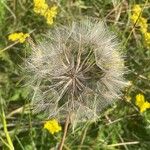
[0,136,12,149]
[1,107,14,150]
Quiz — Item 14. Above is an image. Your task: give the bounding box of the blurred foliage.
[0,0,150,150]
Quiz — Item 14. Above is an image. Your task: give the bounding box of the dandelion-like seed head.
[25,19,128,126]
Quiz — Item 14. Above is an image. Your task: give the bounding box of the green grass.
[0,0,150,149]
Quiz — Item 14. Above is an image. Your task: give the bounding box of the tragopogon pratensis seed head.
[25,19,128,126]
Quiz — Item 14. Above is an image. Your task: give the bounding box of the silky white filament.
[24,19,128,126]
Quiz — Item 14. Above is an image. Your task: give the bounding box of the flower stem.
[1,107,14,150]
[58,114,70,150]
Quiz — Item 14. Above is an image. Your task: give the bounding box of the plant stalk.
[1,107,14,150]
[58,114,70,150]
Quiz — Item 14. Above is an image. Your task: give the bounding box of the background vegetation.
[0,0,150,149]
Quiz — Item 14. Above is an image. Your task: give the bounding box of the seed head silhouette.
[25,19,128,126]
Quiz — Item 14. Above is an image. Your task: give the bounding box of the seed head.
[25,19,128,126]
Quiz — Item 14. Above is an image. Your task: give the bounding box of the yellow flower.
[44,119,62,134]
[130,14,147,30]
[8,32,29,43]
[143,32,150,48]
[139,17,148,33]
[33,0,58,25]
[140,26,147,34]
[33,0,48,15]
[44,6,58,25]
[132,5,142,16]
[135,94,150,112]
[130,5,142,24]
[144,32,150,42]
[130,4,150,47]
[140,102,150,113]
[130,14,139,24]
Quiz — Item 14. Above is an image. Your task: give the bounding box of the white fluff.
[24,19,128,126]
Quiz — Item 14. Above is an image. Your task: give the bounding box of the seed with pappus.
[24,19,128,127]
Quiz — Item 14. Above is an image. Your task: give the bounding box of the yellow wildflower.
[44,119,62,134]
[130,5,141,24]
[130,13,147,31]
[135,94,150,112]
[8,32,29,43]
[33,0,48,15]
[143,32,150,48]
[130,14,139,24]
[144,32,150,43]
[140,26,147,34]
[44,6,58,25]
[139,17,148,33]
[130,4,150,48]
[132,4,142,16]
[33,0,58,25]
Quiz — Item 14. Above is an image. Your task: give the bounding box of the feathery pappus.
[24,19,128,127]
